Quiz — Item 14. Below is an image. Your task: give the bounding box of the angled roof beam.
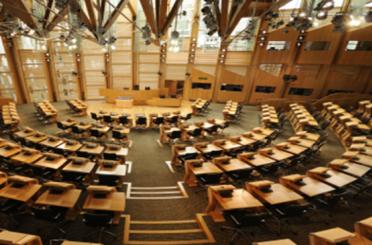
[140,0,157,36]
[213,0,222,36]
[103,0,129,34]
[225,0,252,37]
[160,0,183,36]
[1,0,41,35]
[157,0,167,33]
[46,4,68,32]
[219,0,228,37]
[43,0,54,28]
[99,0,107,28]
[85,0,97,30]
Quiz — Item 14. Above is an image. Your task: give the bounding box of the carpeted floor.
[1,101,370,245]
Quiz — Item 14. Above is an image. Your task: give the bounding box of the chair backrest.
[57,121,65,130]
[170,130,181,139]
[103,152,118,161]
[98,175,119,186]
[119,116,128,124]
[83,212,113,226]
[91,112,98,120]
[104,115,113,123]
[112,130,124,139]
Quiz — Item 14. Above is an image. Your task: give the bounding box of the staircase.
[124,181,188,200]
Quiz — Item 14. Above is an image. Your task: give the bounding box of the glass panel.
[266,41,290,51]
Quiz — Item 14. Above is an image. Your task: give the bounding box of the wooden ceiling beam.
[1,0,40,33]
[99,0,107,28]
[85,0,97,30]
[140,0,157,36]
[219,0,228,36]
[46,4,68,32]
[226,0,252,36]
[158,0,167,33]
[160,0,183,36]
[213,0,222,36]
[43,0,54,29]
[103,0,128,33]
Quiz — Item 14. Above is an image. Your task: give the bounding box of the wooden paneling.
[322,65,369,95]
[284,65,326,100]
[189,68,214,100]
[249,68,284,104]
[257,28,298,64]
[216,68,248,102]
[297,25,342,65]
[337,25,372,66]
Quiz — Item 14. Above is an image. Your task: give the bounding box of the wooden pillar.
[45,41,58,101]
[105,52,113,88]
[1,37,27,104]
[132,15,138,88]
[75,52,85,100]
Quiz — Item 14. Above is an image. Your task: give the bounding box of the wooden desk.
[75,122,92,131]
[231,136,257,147]
[307,167,357,188]
[34,154,68,170]
[13,128,36,139]
[184,160,223,187]
[246,181,304,205]
[288,137,316,148]
[243,132,267,141]
[215,140,243,152]
[59,119,77,128]
[0,143,22,158]
[0,176,41,202]
[347,153,372,168]
[253,239,297,245]
[328,159,370,177]
[104,145,128,160]
[62,158,96,174]
[57,141,83,153]
[79,144,104,156]
[280,174,335,198]
[240,153,276,167]
[91,124,111,134]
[39,137,64,148]
[206,185,263,222]
[0,230,42,245]
[25,133,48,144]
[355,216,372,239]
[99,88,169,104]
[96,164,126,177]
[259,148,294,161]
[348,234,371,245]
[11,149,43,165]
[83,186,125,223]
[178,146,199,157]
[0,171,7,187]
[35,182,81,209]
[276,143,308,155]
[214,157,252,173]
[310,227,355,245]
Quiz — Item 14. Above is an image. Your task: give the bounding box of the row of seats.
[172,126,279,165]
[35,100,58,124]
[288,103,321,133]
[191,98,210,115]
[354,100,372,126]
[159,118,228,145]
[65,99,88,116]
[184,131,325,187]
[91,110,192,129]
[0,102,19,131]
[222,100,242,121]
[0,136,128,187]
[322,102,371,147]
[57,119,130,145]
[261,104,284,129]
[0,174,124,243]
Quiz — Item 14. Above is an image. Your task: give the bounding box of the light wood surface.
[280,174,335,197]
[0,230,42,245]
[310,227,355,245]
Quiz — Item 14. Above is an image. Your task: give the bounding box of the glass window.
[197,3,220,49]
[266,41,289,51]
[304,41,331,51]
[288,87,314,96]
[255,86,276,93]
[346,40,372,51]
[279,0,302,10]
[228,18,257,51]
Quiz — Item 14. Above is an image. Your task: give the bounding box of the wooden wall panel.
[216,68,248,102]
[322,65,369,95]
[337,25,372,66]
[297,25,342,65]
[188,68,214,100]
[284,65,326,100]
[249,68,284,104]
[256,28,298,64]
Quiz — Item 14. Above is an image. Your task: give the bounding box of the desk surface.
[39,137,64,148]
[329,161,370,177]
[280,175,335,197]
[260,148,294,161]
[0,230,42,245]
[198,144,223,154]
[62,160,96,174]
[246,182,304,205]
[233,136,256,146]
[96,164,126,177]
[308,168,357,188]
[83,191,125,212]
[0,183,41,202]
[254,239,296,245]
[276,143,308,155]
[211,186,263,210]
[190,161,223,175]
[0,143,22,158]
[215,158,252,172]
[57,141,83,152]
[11,151,43,165]
[79,145,105,155]
[243,153,276,167]
[36,188,82,208]
[34,156,68,170]
[311,227,355,243]
[104,147,128,157]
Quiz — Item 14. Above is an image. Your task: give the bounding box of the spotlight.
[316,11,328,20]
[332,12,349,32]
[348,15,363,27]
[314,0,334,11]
